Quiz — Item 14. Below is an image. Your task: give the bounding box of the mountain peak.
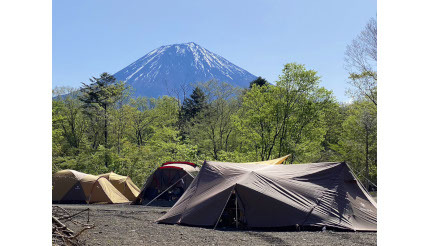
[114,43,256,98]
[157,42,199,50]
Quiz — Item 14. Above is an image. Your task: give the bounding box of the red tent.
[132,162,199,206]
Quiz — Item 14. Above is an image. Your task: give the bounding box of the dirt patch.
[56,204,376,246]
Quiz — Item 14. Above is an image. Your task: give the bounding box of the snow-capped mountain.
[114,42,257,98]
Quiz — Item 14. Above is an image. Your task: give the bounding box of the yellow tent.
[52,170,129,204]
[98,172,140,201]
[240,154,291,165]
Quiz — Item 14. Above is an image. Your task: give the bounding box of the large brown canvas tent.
[157,161,377,231]
[98,172,140,201]
[133,162,200,205]
[52,170,129,204]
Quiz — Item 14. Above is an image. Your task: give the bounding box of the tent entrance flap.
[143,173,189,207]
[213,186,246,229]
[59,182,86,204]
[134,163,200,206]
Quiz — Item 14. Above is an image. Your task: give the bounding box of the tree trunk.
[104,105,108,147]
[365,128,369,190]
[104,104,108,167]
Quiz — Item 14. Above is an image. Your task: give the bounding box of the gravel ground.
[56,204,376,246]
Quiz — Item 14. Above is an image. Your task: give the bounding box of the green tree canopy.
[180,87,208,124]
[249,76,269,88]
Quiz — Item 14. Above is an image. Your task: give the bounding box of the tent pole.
[214,186,235,230]
[235,191,238,229]
[355,166,378,188]
[142,173,189,207]
[346,162,377,192]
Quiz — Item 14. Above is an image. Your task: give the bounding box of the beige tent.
[98,172,140,201]
[52,170,129,204]
[241,154,290,165]
[157,161,377,231]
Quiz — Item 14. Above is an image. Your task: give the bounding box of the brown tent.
[133,162,200,206]
[98,172,140,201]
[52,170,129,204]
[157,161,377,231]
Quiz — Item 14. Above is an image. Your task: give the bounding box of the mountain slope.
[113,42,257,98]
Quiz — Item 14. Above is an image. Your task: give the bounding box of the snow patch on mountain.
[114,42,257,98]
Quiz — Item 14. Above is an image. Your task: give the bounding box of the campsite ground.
[57,204,376,246]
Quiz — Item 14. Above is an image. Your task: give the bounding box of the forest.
[52,19,377,189]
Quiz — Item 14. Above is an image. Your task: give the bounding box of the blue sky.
[53,0,376,102]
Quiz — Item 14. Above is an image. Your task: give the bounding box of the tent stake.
[142,173,189,207]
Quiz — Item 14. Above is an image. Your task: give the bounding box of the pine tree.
[182,87,207,120]
[178,87,208,139]
[249,76,269,88]
[79,72,125,166]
